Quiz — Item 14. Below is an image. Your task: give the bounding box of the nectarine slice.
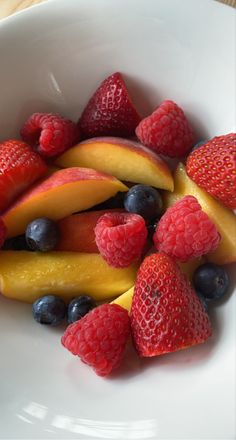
[0,251,138,303]
[163,163,236,264]
[56,209,123,253]
[3,167,127,238]
[56,137,174,191]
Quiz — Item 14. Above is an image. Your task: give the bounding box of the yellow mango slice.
[0,251,138,303]
[178,257,205,279]
[163,163,236,265]
[111,286,134,312]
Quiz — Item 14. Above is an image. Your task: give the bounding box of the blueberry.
[191,140,207,152]
[32,295,66,326]
[193,263,229,301]
[2,234,31,251]
[124,185,163,221]
[25,217,59,252]
[67,296,95,323]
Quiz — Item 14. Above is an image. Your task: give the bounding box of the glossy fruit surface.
[26,217,59,252]
[193,263,229,300]
[124,184,163,221]
[131,253,212,357]
[0,139,47,212]
[67,296,95,323]
[32,295,67,326]
[186,133,236,209]
[78,72,141,138]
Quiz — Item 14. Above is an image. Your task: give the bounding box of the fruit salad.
[0,72,235,377]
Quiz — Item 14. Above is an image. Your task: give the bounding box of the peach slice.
[163,163,236,265]
[3,167,127,238]
[56,137,174,191]
[56,209,123,253]
[0,251,138,303]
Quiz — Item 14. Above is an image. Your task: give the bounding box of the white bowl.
[0,1,235,439]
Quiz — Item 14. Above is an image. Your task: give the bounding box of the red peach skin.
[3,167,127,238]
[56,137,174,191]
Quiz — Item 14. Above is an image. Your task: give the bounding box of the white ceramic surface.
[0,0,235,439]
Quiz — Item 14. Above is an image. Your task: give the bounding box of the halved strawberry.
[131,253,212,357]
[78,72,141,138]
[186,133,236,209]
[0,140,47,212]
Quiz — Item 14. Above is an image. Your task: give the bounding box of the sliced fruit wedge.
[3,167,127,238]
[56,209,124,253]
[0,251,138,303]
[56,137,174,191]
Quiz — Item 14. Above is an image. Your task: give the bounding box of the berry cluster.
[33,294,95,326]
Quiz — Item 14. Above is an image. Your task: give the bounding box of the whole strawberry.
[135,100,194,157]
[0,139,47,212]
[21,112,80,158]
[186,133,236,209]
[61,303,130,376]
[131,253,212,357]
[78,72,141,138]
[153,195,220,262]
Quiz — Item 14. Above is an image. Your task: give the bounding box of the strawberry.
[186,133,236,209]
[0,140,47,213]
[78,72,141,138]
[131,253,212,357]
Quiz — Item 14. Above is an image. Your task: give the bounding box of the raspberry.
[153,195,220,262]
[135,100,194,157]
[61,303,130,376]
[0,218,7,248]
[131,253,212,357]
[186,133,236,209]
[20,112,80,158]
[94,212,147,268]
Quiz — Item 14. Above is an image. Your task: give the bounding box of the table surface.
[0,0,235,19]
